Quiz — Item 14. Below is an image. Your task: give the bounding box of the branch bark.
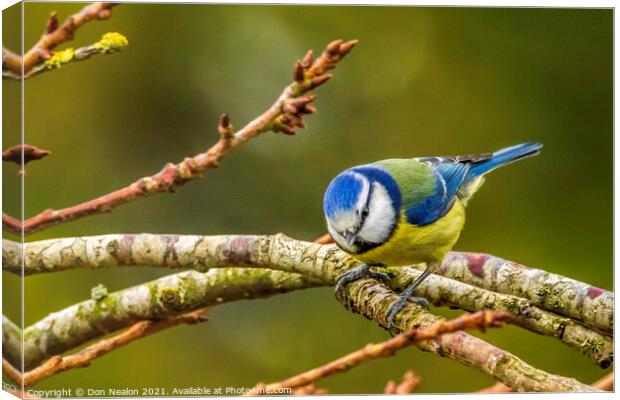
[2,38,357,235]
[12,234,602,391]
[339,278,597,392]
[5,234,611,368]
[425,252,613,335]
[392,267,612,368]
[21,268,319,370]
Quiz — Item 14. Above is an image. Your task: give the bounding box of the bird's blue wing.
[405,155,490,226]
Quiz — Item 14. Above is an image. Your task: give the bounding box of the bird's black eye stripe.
[361,207,369,218]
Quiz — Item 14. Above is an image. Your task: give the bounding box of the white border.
[0,1,615,400]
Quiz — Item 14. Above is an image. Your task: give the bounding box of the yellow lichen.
[44,48,74,69]
[93,32,129,53]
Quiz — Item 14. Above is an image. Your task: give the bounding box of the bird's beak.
[345,232,355,246]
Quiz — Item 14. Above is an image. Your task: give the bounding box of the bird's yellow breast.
[354,200,466,266]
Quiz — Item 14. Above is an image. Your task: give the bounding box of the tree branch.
[477,371,614,392]
[6,234,611,367]
[423,252,613,335]
[4,32,129,80]
[592,372,614,391]
[2,2,119,78]
[339,278,597,392]
[4,307,210,386]
[21,268,320,370]
[244,311,510,395]
[13,234,604,391]
[2,38,357,235]
[392,267,612,368]
[315,233,612,336]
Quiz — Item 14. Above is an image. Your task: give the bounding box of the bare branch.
[2,358,22,385]
[592,372,614,391]
[245,312,507,395]
[3,39,357,235]
[384,370,421,394]
[292,384,328,395]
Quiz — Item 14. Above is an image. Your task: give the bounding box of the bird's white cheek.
[357,183,396,244]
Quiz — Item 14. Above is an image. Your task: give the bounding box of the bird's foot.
[408,296,430,309]
[335,264,391,300]
[386,296,430,330]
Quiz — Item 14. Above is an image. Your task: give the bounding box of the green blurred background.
[2,3,613,395]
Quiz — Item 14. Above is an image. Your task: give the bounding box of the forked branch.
[2,39,357,235]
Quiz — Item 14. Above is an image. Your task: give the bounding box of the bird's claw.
[386,295,430,330]
[408,296,430,309]
[335,264,391,300]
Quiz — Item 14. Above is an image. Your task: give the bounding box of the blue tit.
[323,142,542,328]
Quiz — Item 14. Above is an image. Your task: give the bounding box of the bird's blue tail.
[468,142,543,178]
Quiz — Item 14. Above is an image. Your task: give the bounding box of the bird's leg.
[335,263,391,300]
[386,262,438,329]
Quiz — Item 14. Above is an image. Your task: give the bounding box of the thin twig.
[592,372,614,391]
[292,384,328,395]
[2,2,118,77]
[2,39,357,235]
[384,370,421,394]
[2,357,22,385]
[243,311,510,395]
[3,307,209,387]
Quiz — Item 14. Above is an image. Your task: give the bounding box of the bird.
[323,142,542,328]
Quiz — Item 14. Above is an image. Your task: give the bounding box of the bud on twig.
[217,113,234,140]
[46,12,59,34]
[293,61,305,83]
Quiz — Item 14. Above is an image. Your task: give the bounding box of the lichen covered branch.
[14,234,607,391]
[22,268,319,370]
[391,268,613,368]
[3,39,357,235]
[244,311,510,395]
[427,252,613,335]
[6,234,611,367]
[338,278,597,392]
